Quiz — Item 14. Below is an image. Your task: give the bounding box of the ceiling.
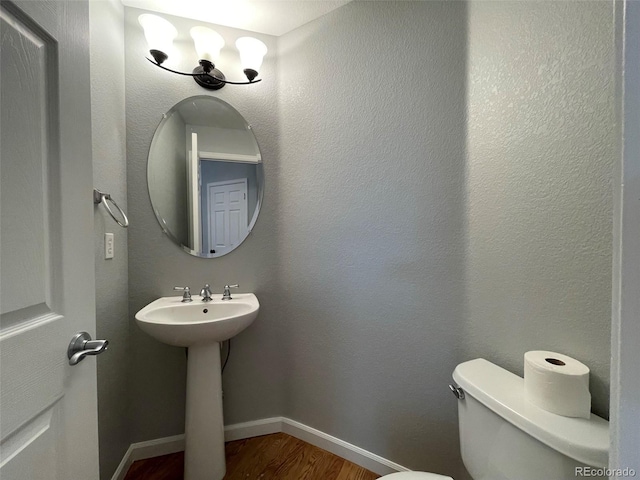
[120,0,351,37]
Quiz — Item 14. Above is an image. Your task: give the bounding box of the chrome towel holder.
[94,188,129,228]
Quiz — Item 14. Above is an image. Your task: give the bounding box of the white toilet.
[379,358,609,480]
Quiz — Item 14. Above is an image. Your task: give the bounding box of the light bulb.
[190,27,225,63]
[235,37,267,74]
[138,14,177,62]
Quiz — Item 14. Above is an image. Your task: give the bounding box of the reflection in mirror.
[147,96,263,258]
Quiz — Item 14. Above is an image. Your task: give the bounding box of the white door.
[1,1,100,479]
[207,179,248,254]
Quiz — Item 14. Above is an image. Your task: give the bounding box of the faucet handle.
[173,286,192,302]
[222,284,239,300]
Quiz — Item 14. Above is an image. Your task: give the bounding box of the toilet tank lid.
[452,358,608,468]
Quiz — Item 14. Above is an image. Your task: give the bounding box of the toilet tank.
[452,359,609,480]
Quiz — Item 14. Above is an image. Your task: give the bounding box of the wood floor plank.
[225,435,280,479]
[268,435,316,479]
[296,444,345,480]
[123,451,184,480]
[226,433,295,479]
[253,434,309,479]
[123,433,381,480]
[336,461,380,480]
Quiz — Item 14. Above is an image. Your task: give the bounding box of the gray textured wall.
[465,1,615,418]
[276,2,467,476]
[124,7,285,444]
[89,1,130,478]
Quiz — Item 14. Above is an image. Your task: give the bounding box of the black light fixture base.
[145,57,261,88]
[192,65,226,90]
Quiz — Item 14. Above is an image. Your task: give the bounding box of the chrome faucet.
[173,286,192,302]
[200,284,213,302]
[222,284,239,301]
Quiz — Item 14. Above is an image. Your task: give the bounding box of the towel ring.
[94,188,129,228]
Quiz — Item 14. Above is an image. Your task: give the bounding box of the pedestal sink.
[135,294,259,480]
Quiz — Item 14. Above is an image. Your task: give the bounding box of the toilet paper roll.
[524,351,591,419]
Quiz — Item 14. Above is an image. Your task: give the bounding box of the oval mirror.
[147,96,263,258]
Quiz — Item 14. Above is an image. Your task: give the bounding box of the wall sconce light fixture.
[138,14,267,90]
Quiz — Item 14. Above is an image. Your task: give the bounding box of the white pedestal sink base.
[135,294,260,479]
[184,342,226,480]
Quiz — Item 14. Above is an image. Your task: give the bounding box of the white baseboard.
[281,418,409,476]
[110,417,408,480]
[223,417,283,441]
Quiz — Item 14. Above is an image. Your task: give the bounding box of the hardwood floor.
[123,433,380,480]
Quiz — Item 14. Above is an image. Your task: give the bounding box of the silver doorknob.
[68,332,108,366]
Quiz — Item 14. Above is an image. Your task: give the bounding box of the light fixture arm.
[145,57,262,88]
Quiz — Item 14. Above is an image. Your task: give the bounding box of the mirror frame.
[147,95,264,258]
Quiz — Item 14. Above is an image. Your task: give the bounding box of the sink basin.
[135,292,260,480]
[135,293,259,347]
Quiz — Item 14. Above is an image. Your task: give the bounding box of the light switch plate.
[105,233,114,259]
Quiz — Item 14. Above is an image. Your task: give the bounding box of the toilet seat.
[380,472,453,480]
